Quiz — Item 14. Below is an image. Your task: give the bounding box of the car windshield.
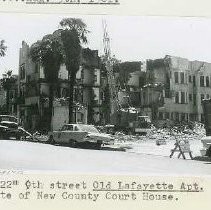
[138,116,151,123]
[77,125,100,133]
[0,122,18,129]
[0,115,18,123]
[61,125,73,131]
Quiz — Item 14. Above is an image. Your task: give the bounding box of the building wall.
[154,56,211,122]
[94,68,100,86]
[153,67,167,84]
[52,100,88,130]
[128,71,141,87]
[18,41,102,130]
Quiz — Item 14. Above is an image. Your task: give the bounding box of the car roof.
[0,115,18,119]
[138,115,149,117]
[63,124,94,126]
[0,115,18,122]
[0,121,18,125]
[0,125,8,129]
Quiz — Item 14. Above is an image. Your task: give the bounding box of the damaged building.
[142,55,211,123]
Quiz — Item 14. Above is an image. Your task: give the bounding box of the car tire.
[69,140,77,148]
[49,135,55,145]
[95,140,102,150]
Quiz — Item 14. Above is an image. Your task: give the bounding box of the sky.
[1,13,211,75]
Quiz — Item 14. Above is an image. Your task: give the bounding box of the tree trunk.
[6,89,10,114]
[48,84,54,131]
[68,70,76,123]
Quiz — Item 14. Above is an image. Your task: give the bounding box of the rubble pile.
[33,132,49,142]
[113,122,206,144]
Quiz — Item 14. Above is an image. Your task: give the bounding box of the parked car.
[48,124,115,149]
[0,121,32,140]
[0,125,9,140]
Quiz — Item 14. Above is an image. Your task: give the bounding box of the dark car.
[0,115,18,123]
[0,121,32,140]
[0,121,20,139]
[0,125,9,139]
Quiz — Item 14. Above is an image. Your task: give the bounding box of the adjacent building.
[0,74,18,116]
[18,41,102,131]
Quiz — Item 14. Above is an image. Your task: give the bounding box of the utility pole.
[102,20,120,124]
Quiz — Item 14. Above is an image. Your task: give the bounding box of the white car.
[48,124,114,149]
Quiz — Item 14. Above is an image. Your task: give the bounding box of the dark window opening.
[189,94,192,102]
[165,112,170,119]
[180,72,185,84]
[200,76,205,87]
[181,92,185,104]
[174,72,179,84]
[189,75,192,83]
[175,112,179,121]
[94,74,97,83]
[206,76,210,87]
[193,76,196,87]
[175,92,179,104]
[193,94,196,106]
[181,113,186,121]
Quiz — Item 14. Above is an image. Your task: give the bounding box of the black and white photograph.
[0,13,211,175]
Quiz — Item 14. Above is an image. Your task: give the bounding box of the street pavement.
[0,140,210,175]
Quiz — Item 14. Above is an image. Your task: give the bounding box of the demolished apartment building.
[18,41,102,131]
[142,55,211,123]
